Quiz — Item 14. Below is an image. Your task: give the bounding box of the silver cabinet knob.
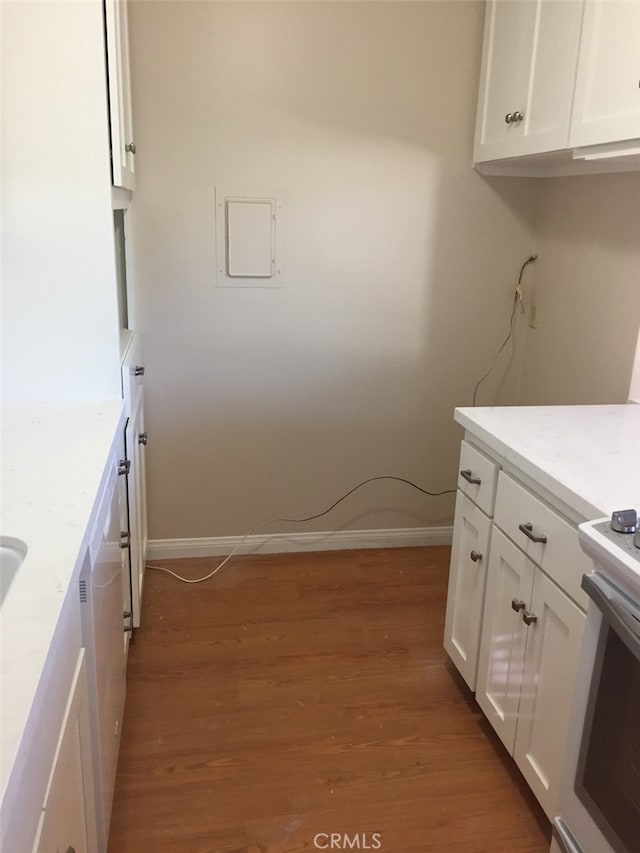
[512,111,524,123]
[125,142,136,154]
[523,611,538,626]
[138,431,148,446]
[117,459,131,476]
[120,532,131,549]
[470,550,483,563]
[511,598,526,613]
[505,112,514,124]
[134,365,145,376]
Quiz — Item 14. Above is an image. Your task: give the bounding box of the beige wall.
[129,1,540,539]
[519,173,640,406]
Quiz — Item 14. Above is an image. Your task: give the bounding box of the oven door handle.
[582,572,640,661]
[552,818,583,853]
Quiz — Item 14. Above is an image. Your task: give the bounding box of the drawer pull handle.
[470,550,483,563]
[523,610,538,626]
[460,469,482,485]
[518,522,547,544]
[511,598,526,613]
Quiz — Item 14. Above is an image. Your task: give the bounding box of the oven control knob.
[610,508,637,534]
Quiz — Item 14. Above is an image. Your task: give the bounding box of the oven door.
[554,571,640,853]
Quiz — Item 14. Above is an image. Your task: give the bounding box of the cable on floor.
[146,475,456,584]
[471,254,537,406]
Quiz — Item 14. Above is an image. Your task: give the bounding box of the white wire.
[146,475,455,584]
[471,254,537,407]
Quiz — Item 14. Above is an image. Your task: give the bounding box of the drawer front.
[494,472,589,609]
[457,440,500,516]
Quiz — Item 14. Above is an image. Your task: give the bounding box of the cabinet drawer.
[457,440,499,516]
[494,472,590,609]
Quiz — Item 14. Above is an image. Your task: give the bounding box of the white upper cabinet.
[570,0,640,148]
[105,0,136,190]
[474,0,584,162]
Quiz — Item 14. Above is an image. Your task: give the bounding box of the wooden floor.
[108,547,551,853]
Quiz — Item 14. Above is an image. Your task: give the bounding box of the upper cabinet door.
[570,0,640,148]
[474,0,584,162]
[105,0,136,190]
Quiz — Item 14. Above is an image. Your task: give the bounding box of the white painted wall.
[519,174,640,406]
[1,0,121,403]
[129,0,540,539]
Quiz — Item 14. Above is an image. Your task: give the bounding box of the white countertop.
[0,401,125,800]
[455,404,640,521]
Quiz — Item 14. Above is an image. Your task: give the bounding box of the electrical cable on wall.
[147,475,456,584]
[471,254,538,406]
[147,255,538,585]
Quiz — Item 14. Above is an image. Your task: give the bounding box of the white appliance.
[552,511,640,853]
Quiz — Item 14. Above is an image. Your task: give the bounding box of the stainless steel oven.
[553,517,640,853]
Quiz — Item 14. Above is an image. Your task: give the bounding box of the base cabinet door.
[513,569,586,818]
[32,651,98,853]
[80,442,129,851]
[125,387,147,627]
[444,492,492,690]
[475,528,534,753]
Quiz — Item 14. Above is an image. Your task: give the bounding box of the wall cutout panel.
[215,189,284,288]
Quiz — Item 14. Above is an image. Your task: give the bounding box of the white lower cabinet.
[81,442,129,851]
[475,528,533,752]
[121,332,148,628]
[443,492,492,690]
[513,567,585,817]
[125,385,147,627]
[32,650,98,853]
[475,529,585,818]
[445,437,588,821]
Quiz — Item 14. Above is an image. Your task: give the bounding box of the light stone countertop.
[0,400,125,802]
[455,404,640,521]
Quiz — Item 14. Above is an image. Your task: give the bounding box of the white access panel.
[215,188,284,288]
[227,199,274,277]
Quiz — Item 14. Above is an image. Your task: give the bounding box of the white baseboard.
[147,526,453,561]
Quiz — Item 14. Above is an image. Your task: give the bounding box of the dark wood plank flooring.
[108,546,551,853]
